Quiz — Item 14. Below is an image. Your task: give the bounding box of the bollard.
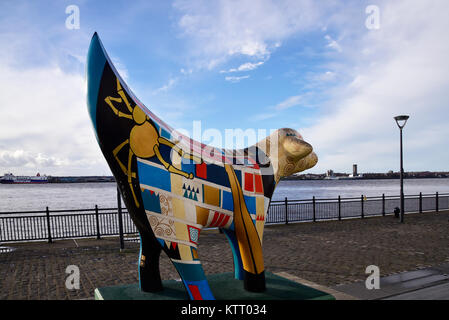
[95,205,101,240]
[338,195,341,221]
[361,195,364,219]
[312,196,316,222]
[46,206,52,243]
[419,192,422,213]
[284,197,289,225]
[436,192,439,212]
[117,187,125,250]
[382,194,385,216]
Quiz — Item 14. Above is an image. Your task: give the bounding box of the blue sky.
[1,0,449,176]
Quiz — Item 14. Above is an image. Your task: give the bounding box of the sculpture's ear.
[283,136,313,158]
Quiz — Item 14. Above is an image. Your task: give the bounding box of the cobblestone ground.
[1,211,448,299]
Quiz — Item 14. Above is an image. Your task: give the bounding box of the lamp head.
[394,115,409,129]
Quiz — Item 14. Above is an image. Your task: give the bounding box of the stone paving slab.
[333,262,449,300]
[384,282,449,300]
[1,210,448,300]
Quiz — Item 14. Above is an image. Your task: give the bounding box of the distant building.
[353,164,358,177]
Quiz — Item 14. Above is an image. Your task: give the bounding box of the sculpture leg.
[170,248,215,300]
[221,228,244,280]
[224,164,266,292]
[138,232,163,292]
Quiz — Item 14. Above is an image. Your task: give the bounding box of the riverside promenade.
[1,210,448,300]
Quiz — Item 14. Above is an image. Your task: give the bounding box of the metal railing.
[0,192,448,244]
[267,192,449,224]
[0,206,137,243]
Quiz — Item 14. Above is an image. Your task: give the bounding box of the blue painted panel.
[141,189,161,213]
[222,190,234,211]
[181,162,196,175]
[160,127,171,140]
[204,164,230,188]
[172,261,207,281]
[244,195,256,215]
[137,160,171,192]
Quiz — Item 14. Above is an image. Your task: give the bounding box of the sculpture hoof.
[244,271,266,293]
[141,281,164,293]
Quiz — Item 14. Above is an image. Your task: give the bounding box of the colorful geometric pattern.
[136,146,271,299]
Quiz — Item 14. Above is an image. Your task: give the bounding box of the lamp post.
[394,115,409,223]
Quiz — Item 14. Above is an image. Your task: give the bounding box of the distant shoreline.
[7,176,449,183]
[283,176,449,181]
[285,171,449,181]
[1,172,448,183]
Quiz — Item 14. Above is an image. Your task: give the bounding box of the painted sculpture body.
[86,33,318,300]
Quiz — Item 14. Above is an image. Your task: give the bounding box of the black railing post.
[361,195,364,219]
[436,192,439,212]
[312,196,316,222]
[382,194,385,216]
[95,205,101,240]
[419,192,422,213]
[338,195,341,221]
[117,187,125,250]
[46,206,52,243]
[284,197,289,225]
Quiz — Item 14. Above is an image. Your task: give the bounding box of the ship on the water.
[0,173,48,184]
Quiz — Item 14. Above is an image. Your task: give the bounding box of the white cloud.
[173,0,331,69]
[274,95,303,111]
[302,0,449,173]
[324,35,342,53]
[224,75,250,83]
[250,94,311,122]
[0,62,107,176]
[180,68,193,75]
[152,77,178,94]
[252,112,279,122]
[0,150,68,169]
[220,61,265,73]
[313,71,337,83]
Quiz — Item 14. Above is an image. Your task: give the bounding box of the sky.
[0,0,448,176]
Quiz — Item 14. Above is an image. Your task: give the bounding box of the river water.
[1,178,448,212]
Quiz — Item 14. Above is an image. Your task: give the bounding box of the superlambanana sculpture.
[86,33,318,300]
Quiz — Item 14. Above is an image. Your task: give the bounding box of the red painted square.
[214,213,225,227]
[196,162,207,179]
[220,215,231,227]
[254,174,263,193]
[209,211,220,227]
[188,284,203,300]
[244,172,254,192]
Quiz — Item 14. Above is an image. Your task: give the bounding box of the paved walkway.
[334,262,449,300]
[1,210,448,300]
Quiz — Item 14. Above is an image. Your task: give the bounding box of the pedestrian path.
[333,263,449,300]
[1,210,448,299]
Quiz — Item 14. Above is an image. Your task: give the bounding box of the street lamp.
[394,115,409,223]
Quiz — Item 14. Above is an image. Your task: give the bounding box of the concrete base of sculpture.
[94,272,335,300]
